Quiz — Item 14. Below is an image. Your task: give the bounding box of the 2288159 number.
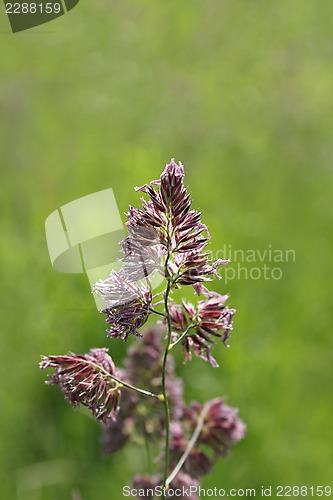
[5,3,61,14]
[277,486,331,496]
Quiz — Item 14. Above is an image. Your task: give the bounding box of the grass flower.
[40,158,245,500]
[40,348,122,421]
[126,159,228,292]
[93,271,152,340]
[168,290,236,367]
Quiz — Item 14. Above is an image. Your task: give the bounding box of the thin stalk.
[166,403,209,486]
[159,240,174,498]
[78,359,162,400]
[161,277,172,497]
[168,323,198,350]
[149,307,166,318]
[113,377,162,400]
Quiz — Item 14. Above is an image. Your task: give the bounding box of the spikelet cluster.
[168,290,236,367]
[40,348,121,421]
[124,159,229,294]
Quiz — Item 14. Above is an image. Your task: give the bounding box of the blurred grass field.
[0,0,333,498]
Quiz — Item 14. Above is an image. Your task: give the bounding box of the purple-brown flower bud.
[93,271,152,341]
[168,303,188,331]
[40,348,122,421]
[168,291,236,367]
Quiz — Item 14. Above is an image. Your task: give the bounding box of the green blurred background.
[1,0,332,498]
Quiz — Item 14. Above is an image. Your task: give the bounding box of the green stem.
[114,377,162,400]
[168,323,197,350]
[161,277,172,497]
[149,307,166,318]
[81,359,162,400]
[160,240,174,498]
[166,403,209,486]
